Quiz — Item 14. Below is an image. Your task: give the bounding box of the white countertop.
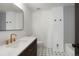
[0,36,37,56]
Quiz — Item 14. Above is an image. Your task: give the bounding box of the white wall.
[64,5,75,43]
[0,4,33,45]
[32,10,49,47]
[15,4,33,36]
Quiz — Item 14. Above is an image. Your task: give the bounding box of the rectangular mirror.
[0,11,24,31]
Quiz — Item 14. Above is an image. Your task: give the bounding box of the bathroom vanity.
[0,36,37,56]
[19,38,37,56]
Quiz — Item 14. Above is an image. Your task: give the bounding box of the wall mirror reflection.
[0,3,24,31]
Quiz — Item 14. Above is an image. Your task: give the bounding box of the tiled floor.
[37,47,65,56]
[38,48,53,56]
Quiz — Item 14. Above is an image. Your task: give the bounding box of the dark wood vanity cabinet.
[19,39,37,56]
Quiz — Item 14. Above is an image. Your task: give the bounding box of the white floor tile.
[37,47,65,56]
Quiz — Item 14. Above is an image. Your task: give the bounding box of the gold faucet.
[5,33,16,45]
[13,33,16,42]
[5,39,9,45]
[10,33,16,43]
[10,34,12,43]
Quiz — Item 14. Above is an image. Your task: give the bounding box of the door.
[75,3,79,56]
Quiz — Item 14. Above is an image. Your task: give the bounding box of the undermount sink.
[7,39,27,48]
[1,37,30,49]
[9,44,20,48]
[2,41,21,48]
[8,41,23,48]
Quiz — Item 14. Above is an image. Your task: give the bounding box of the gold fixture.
[5,39,9,45]
[10,33,16,43]
[5,33,16,45]
[10,34,13,43]
[12,33,16,42]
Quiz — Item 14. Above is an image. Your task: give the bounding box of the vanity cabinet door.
[19,39,37,56]
[27,39,37,56]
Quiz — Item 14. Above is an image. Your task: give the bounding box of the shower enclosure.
[32,3,75,56]
[47,7,64,55]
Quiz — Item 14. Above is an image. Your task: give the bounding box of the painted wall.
[32,10,49,47]
[64,5,75,43]
[0,4,33,45]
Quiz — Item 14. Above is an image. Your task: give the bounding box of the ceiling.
[0,3,74,12]
[25,3,74,11]
[0,3,22,12]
